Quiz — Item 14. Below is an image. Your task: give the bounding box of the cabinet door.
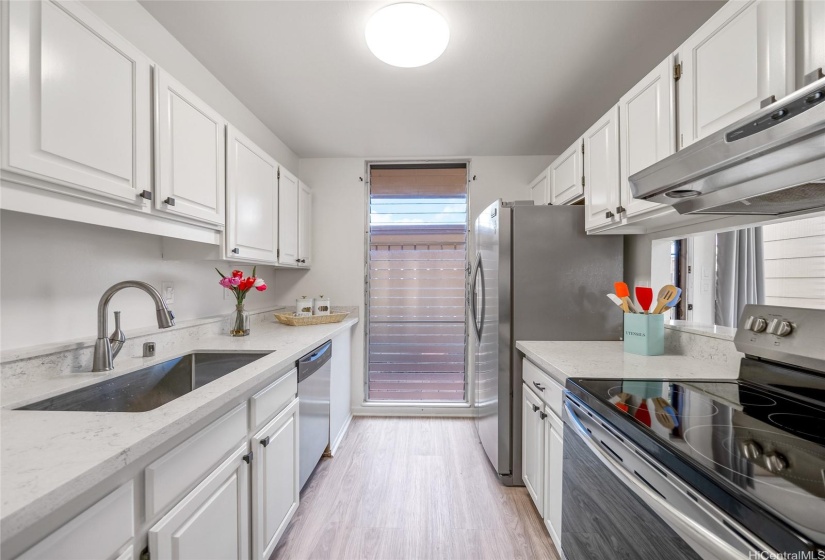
[521,384,544,515]
[252,398,299,560]
[543,411,564,549]
[4,1,150,203]
[297,181,312,267]
[277,168,299,266]
[549,141,583,205]
[678,0,792,148]
[225,126,278,262]
[155,68,226,226]
[150,444,250,560]
[528,170,549,206]
[798,0,825,88]
[583,106,621,231]
[619,57,676,219]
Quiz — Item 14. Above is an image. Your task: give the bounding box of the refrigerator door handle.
[471,252,484,342]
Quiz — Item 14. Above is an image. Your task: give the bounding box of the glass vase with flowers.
[216,267,267,336]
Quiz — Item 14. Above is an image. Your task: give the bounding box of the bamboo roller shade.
[370,167,467,197]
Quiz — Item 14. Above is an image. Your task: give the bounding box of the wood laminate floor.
[272,417,560,560]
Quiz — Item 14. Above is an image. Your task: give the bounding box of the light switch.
[161,281,175,304]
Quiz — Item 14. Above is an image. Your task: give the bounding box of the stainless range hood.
[630,77,825,216]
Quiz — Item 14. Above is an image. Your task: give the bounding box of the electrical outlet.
[161,281,175,304]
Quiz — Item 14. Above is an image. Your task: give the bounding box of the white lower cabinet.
[149,444,251,560]
[543,406,564,549]
[522,383,545,515]
[18,482,134,560]
[251,398,300,560]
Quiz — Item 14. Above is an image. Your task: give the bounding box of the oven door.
[561,394,772,560]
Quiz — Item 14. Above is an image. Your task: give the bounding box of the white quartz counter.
[516,340,741,387]
[1,315,358,541]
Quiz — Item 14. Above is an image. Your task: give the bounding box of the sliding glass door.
[366,164,468,402]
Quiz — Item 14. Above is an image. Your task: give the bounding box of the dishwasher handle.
[297,340,332,382]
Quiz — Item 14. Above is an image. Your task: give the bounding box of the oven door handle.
[563,401,755,560]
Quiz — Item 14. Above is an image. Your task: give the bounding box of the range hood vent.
[630,78,825,216]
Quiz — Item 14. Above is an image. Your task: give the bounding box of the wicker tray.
[274,310,350,326]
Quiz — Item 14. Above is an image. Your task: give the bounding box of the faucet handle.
[109,311,126,359]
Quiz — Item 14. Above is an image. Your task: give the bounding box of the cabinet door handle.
[139,190,153,201]
[164,197,176,206]
[531,404,540,413]
[260,436,270,447]
[616,205,626,214]
[539,412,548,420]
[532,381,545,392]
[231,248,240,254]
[242,451,253,464]
[605,211,615,219]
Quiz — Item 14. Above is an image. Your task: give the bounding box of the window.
[366,165,468,402]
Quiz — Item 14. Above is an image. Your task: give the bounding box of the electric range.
[562,304,825,559]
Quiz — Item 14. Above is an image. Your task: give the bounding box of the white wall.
[83,0,299,174]
[0,211,280,350]
[270,155,553,411]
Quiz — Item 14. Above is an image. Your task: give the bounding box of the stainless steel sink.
[17,352,270,413]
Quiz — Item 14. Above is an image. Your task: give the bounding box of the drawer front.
[250,368,297,429]
[146,403,247,518]
[522,358,563,417]
[19,481,134,560]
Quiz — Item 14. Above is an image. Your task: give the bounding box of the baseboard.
[328,413,353,456]
[352,406,474,418]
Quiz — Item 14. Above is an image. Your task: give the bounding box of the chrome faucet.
[92,281,175,372]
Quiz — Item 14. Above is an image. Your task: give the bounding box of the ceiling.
[139,0,723,159]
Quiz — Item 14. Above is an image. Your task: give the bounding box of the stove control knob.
[764,452,788,473]
[740,440,763,460]
[749,317,768,333]
[767,319,793,337]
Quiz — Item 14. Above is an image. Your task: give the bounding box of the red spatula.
[635,286,653,314]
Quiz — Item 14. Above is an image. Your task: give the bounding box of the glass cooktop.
[567,369,825,552]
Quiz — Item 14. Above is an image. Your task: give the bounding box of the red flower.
[232,269,244,278]
[239,277,255,291]
[255,283,267,292]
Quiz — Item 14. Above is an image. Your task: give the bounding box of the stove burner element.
[768,413,825,444]
[738,389,777,407]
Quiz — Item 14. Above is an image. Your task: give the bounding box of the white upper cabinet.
[549,140,583,205]
[225,126,278,263]
[677,0,793,148]
[619,57,676,218]
[277,168,299,266]
[583,106,621,231]
[528,169,549,205]
[798,0,825,87]
[155,68,226,226]
[298,181,312,267]
[3,0,151,203]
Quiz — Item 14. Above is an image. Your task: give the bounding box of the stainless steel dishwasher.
[297,340,332,489]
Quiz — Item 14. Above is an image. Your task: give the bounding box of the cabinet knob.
[532,381,545,392]
[231,248,240,254]
[539,412,548,420]
[164,197,176,206]
[616,205,626,214]
[260,436,270,447]
[139,190,153,201]
[605,211,615,219]
[300,259,306,264]
[531,404,539,413]
[242,452,253,464]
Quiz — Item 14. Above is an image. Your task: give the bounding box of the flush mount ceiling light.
[365,3,450,68]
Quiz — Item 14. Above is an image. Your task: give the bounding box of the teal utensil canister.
[623,313,665,356]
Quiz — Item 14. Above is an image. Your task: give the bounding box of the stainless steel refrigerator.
[470,200,623,485]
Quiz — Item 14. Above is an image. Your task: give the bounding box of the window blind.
[367,165,468,402]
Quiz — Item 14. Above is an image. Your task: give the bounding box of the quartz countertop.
[1,315,358,541]
[516,340,741,387]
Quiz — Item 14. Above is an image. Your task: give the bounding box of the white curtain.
[714,227,765,328]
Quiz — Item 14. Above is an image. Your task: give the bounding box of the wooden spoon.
[652,284,678,314]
